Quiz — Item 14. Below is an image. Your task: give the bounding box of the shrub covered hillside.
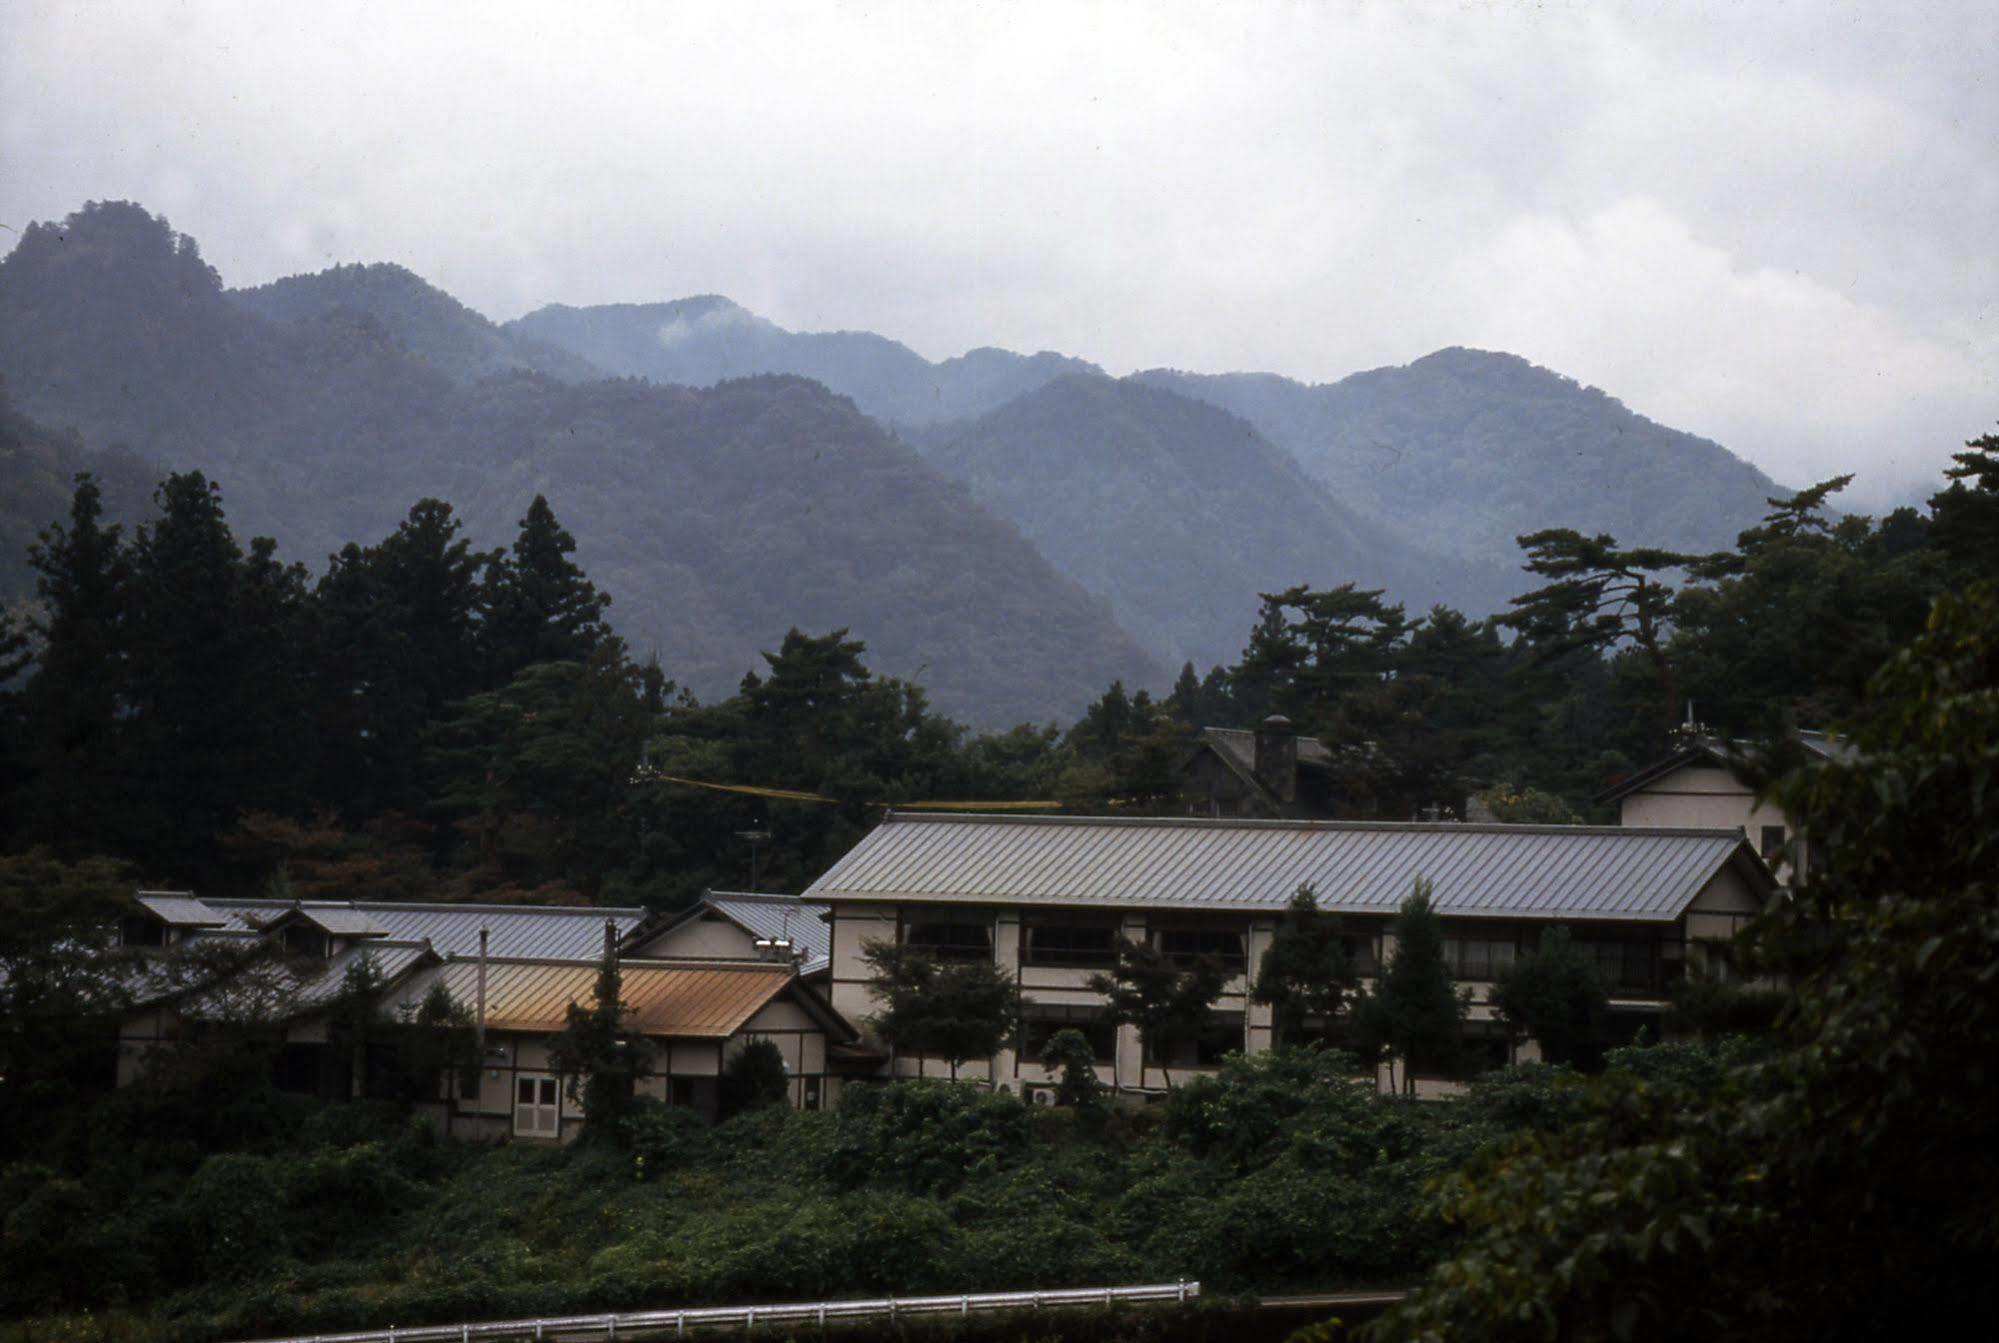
[0,1046,1729,1343]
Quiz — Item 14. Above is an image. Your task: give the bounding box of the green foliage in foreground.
[1368,582,1999,1342]
[0,1047,1724,1342]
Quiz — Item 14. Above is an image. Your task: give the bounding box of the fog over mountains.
[1,201,1793,724]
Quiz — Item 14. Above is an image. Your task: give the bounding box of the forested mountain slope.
[231,263,603,384]
[509,297,1102,426]
[1137,351,1788,571]
[910,374,1489,670]
[516,302,1788,619]
[0,203,1159,724]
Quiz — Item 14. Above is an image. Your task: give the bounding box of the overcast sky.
[5,0,1993,507]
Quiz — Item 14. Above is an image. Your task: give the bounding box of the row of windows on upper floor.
[898,917,1680,993]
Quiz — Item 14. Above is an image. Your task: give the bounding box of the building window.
[120,915,166,948]
[1441,934,1519,981]
[1578,939,1662,994]
[1022,918,1120,968]
[1148,1011,1245,1067]
[1154,927,1246,974]
[1020,1006,1117,1062]
[1342,932,1382,975]
[1760,825,1786,861]
[514,1074,560,1137]
[905,918,993,962]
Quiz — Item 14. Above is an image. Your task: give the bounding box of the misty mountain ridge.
[0,202,1159,725]
[509,297,1105,426]
[511,291,1790,603]
[3,199,1793,721]
[231,262,604,385]
[206,230,1785,592]
[1134,351,1788,570]
[909,373,1493,670]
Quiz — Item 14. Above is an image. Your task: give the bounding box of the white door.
[514,1074,560,1138]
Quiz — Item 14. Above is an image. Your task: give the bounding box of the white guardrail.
[243,1281,1202,1343]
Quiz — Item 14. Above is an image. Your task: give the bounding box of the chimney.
[1254,714,1299,804]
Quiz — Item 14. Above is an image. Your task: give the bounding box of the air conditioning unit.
[1024,1083,1060,1107]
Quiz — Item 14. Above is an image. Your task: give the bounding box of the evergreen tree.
[1928,432,1999,585]
[482,495,610,684]
[1504,529,1701,741]
[123,472,262,880]
[547,939,653,1140]
[1252,883,1358,1047]
[1231,582,1412,722]
[423,643,653,899]
[18,475,133,855]
[1353,879,1467,1092]
[315,499,493,819]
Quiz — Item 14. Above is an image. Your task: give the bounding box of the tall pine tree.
[18,475,134,856]
[482,495,610,685]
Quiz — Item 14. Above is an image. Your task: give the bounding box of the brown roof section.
[406,959,797,1038]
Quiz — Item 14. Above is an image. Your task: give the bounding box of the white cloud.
[1449,197,1993,505]
[1,0,1992,504]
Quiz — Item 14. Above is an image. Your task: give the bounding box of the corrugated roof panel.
[391,960,792,1038]
[702,893,831,976]
[293,941,433,1007]
[199,900,649,959]
[134,893,226,926]
[804,813,1758,924]
[300,907,390,937]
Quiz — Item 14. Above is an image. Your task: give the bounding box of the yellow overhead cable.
[896,799,1063,812]
[648,774,837,803]
[643,772,1060,811]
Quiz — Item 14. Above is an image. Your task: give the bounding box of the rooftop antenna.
[736,824,772,893]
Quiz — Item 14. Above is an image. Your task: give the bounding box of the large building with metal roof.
[115,893,856,1136]
[804,811,1776,1095]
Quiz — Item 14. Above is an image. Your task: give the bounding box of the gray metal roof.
[291,941,436,1008]
[703,891,832,975]
[296,907,390,937]
[133,892,227,926]
[199,899,648,959]
[803,813,1764,924]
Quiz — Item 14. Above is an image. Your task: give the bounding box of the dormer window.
[283,924,331,959]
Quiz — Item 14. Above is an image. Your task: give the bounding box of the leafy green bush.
[618,1098,710,1180]
[0,1166,155,1310]
[825,1080,1029,1195]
